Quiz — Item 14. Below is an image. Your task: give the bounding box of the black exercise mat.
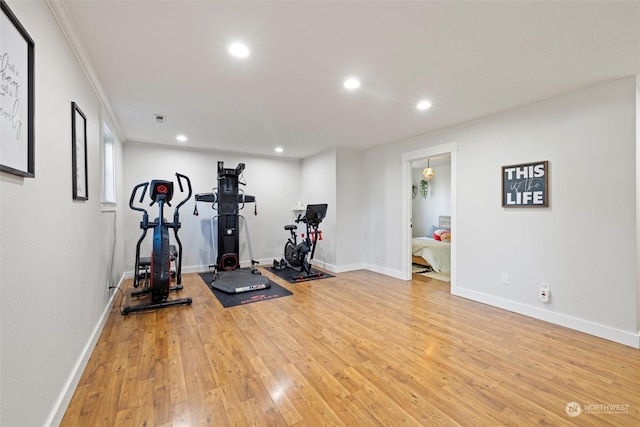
[267,266,335,284]
[199,272,292,308]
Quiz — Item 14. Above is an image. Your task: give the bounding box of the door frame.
[401,141,458,288]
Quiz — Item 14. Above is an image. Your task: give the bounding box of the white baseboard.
[364,263,404,280]
[47,272,126,426]
[452,287,640,349]
[331,262,367,273]
[308,259,335,272]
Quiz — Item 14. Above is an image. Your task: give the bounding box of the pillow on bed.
[427,225,441,237]
[433,229,448,240]
[440,231,451,242]
[428,225,451,239]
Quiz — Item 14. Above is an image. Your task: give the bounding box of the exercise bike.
[122,172,193,315]
[274,204,327,279]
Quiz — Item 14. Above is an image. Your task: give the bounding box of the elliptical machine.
[123,172,193,315]
[274,204,327,280]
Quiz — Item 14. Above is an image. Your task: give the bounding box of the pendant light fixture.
[422,159,435,180]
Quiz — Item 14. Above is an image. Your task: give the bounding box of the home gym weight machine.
[194,161,270,294]
[123,172,193,315]
[273,203,328,281]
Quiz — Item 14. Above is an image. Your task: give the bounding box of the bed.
[412,216,451,274]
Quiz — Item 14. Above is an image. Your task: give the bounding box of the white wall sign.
[0,1,34,177]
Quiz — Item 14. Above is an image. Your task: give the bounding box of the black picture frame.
[501,160,549,208]
[0,0,35,177]
[71,102,88,201]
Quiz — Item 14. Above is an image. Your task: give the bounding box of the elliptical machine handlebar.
[174,173,192,223]
[129,182,150,214]
[168,172,191,285]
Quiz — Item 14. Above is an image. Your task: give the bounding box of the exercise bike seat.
[284,224,297,231]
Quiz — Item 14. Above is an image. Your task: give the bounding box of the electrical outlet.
[540,283,550,302]
[501,273,510,285]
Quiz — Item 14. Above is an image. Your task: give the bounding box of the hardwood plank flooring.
[61,269,640,426]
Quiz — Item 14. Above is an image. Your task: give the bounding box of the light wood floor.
[61,269,640,426]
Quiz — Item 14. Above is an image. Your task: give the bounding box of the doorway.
[401,141,458,290]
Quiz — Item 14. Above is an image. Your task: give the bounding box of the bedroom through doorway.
[401,141,457,289]
[411,154,452,283]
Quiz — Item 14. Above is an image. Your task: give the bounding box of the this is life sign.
[502,161,549,207]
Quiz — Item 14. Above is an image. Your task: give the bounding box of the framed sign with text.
[502,160,549,208]
[0,0,35,177]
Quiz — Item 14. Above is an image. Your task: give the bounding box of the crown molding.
[45,0,124,141]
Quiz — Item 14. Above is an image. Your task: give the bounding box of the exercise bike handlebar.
[295,213,316,225]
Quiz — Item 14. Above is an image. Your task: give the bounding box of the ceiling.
[55,0,639,159]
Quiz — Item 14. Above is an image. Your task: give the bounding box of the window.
[102,123,116,204]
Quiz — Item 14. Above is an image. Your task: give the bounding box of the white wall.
[364,77,639,347]
[122,143,302,272]
[362,145,408,277]
[300,149,337,268]
[0,1,125,425]
[335,147,365,270]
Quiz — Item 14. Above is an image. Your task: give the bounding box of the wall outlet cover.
[501,273,510,285]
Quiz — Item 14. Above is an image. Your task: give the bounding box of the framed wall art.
[0,0,35,177]
[71,102,88,201]
[502,160,549,208]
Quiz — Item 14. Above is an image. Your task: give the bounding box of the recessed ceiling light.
[176,135,187,142]
[343,77,361,90]
[228,42,250,58]
[275,147,284,153]
[416,100,432,111]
